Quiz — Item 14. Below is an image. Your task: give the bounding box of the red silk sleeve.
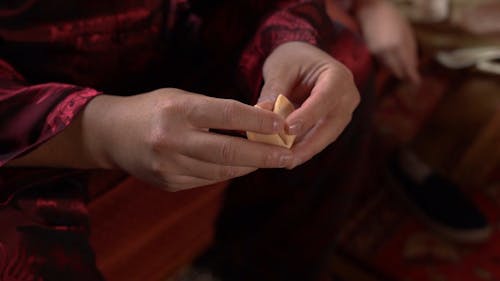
[0,59,101,166]
[239,0,372,103]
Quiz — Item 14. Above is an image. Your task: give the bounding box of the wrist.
[81,94,124,169]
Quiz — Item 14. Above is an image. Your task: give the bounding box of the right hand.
[87,89,294,191]
[257,42,361,169]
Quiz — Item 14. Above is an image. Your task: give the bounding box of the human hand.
[257,41,360,169]
[355,0,421,84]
[87,89,293,191]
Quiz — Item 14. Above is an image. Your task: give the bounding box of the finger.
[259,62,297,105]
[400,41,421,85]
[181,131,294,168]
[177,154,257,181]
[188,97,285,134]
[288,113,352,169]
[380,50,404,80]
[408,65,421,86]
[160,175,216,191]
[255,100,274,111]
[285,68,355,136]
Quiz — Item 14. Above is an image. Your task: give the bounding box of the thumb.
[255,100,274,111]
[258,67,297,106]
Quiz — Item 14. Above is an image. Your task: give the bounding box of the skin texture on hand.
[9,90,296,191]
[258,41,361,169]
[355,0,421,84]
[100,90,299,191]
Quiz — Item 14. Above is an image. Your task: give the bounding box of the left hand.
[258,41,361,169]
[355,0,421,84]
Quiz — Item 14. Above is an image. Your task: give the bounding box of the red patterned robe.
[0,0,372,280]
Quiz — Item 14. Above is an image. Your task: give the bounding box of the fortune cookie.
[246,94,296,149]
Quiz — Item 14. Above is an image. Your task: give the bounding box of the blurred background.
[327,0,500,280]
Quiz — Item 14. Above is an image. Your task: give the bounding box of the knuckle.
[218,166,236,180]
[146,132,164,170]
[161,96,190,118]
[339,64,355,82]
[330,60,354,84]
[148,128,165,155]
[256,115,269,132]
[160,97,179,114]
[183,102,197,123]
[184,97,207,124]
[221,100,238,126]
[147,125,178,157]
[340,87,360,111]
[151,160,167,183]
[264,151,281,167]
[219,140,236,164]
[151,158,162,173]
[148,116,182,155]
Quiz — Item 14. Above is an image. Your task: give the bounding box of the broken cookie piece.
[246,94,296,149]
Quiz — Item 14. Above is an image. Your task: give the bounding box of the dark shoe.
[389,154,491,243]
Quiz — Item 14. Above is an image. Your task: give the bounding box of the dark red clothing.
[0,0,373,280]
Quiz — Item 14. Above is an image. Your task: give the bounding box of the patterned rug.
[335,181,500,281]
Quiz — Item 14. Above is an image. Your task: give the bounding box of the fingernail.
[279,154,293,167]
[287,122,302,135]
[273,120,283,133]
